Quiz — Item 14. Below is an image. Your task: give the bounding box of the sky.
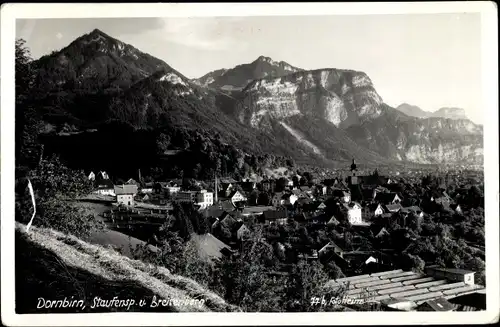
[16,14,483,124]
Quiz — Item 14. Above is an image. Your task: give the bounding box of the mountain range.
[396,103,471,120]
[23,29,483,171]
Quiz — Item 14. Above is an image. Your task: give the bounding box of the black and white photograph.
[1,2,499,326]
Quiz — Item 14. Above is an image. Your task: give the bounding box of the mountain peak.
[87,28,112,39]
[254,55,275,64]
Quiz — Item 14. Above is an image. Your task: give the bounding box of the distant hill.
[431,107,469,120]
[396,103,431,118]
[395,103,470,121]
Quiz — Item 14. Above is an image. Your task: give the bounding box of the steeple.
[350,159,357,172]
[349,159,359,185]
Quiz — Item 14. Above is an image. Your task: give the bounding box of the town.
[82,159,485,312]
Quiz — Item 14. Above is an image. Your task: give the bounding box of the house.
[126,178,140,187]
[449,203,463,214]
[220,182,234,197]
[166,185,181,196]
[299,186,313,194]
[331,189,351,203]
[342,251,381,269]
[196,190,214,208]
[291,189,308,199]
[114,184,138,206]
[430,190,452,205]
[262,210,288,225]
[219,200,236,212]
[295,197,312,209]
[239,206,274,217]
[271,192,284,207]
[341,202,363,225]
[229,190,247,205]
[319,241,345,259]
[425,266,476,285]
[141,194,150,202]
[312,201,327,213]
[93,179,115,196]
[141,182,154,194]
[236,224,251,240]
[383,204,402,214]
[369,203,384,217]
[374,192,402,205]
[417,298,454,312]
[372,186,389,200]
[326,215,340,226]
[282,193,298,206]
[308,213,329,225]
[88,171,96,181]
[96,171,109,180]
[401,206,424,218]
[374,227,390,239]
[219,212,237,229]
[261,179,275,192]
[448,292,486,311]
[175,191,197,203]
[315,185,327,196]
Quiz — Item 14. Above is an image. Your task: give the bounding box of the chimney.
[214,173,218,204]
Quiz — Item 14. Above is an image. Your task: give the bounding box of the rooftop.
[114,184,138,195]
[325,269,484,307]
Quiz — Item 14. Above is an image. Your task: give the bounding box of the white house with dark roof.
[341,202,363,225]
[114,184,138,206]
[93,179,115,196]
[229,190,247,205]
[196,190,214,208]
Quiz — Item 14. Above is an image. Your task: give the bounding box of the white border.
[1,2,498,326]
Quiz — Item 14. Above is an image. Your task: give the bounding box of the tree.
[156,133,170,155]
[15,39,44,166]
[406,213,422,234]
[284,260,330,312]
[15,156,103,239]
[276,177,288,192]
[257,192,271,206]
[248,190,260,206]
[133,218,187,274]
[400,252,425,272]
[213,227,284,311]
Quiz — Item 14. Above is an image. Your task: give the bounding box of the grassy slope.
[15,222,239,313]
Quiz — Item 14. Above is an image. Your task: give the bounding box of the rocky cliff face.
[346,107,483,164]
[236,67,483,165]
[431,107,469,120]
[236,68,384,129]
[395,103,472,121]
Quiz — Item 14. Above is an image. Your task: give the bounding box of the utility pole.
[214,172,219,204]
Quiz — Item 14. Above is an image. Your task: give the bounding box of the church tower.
[350,159,358,185]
